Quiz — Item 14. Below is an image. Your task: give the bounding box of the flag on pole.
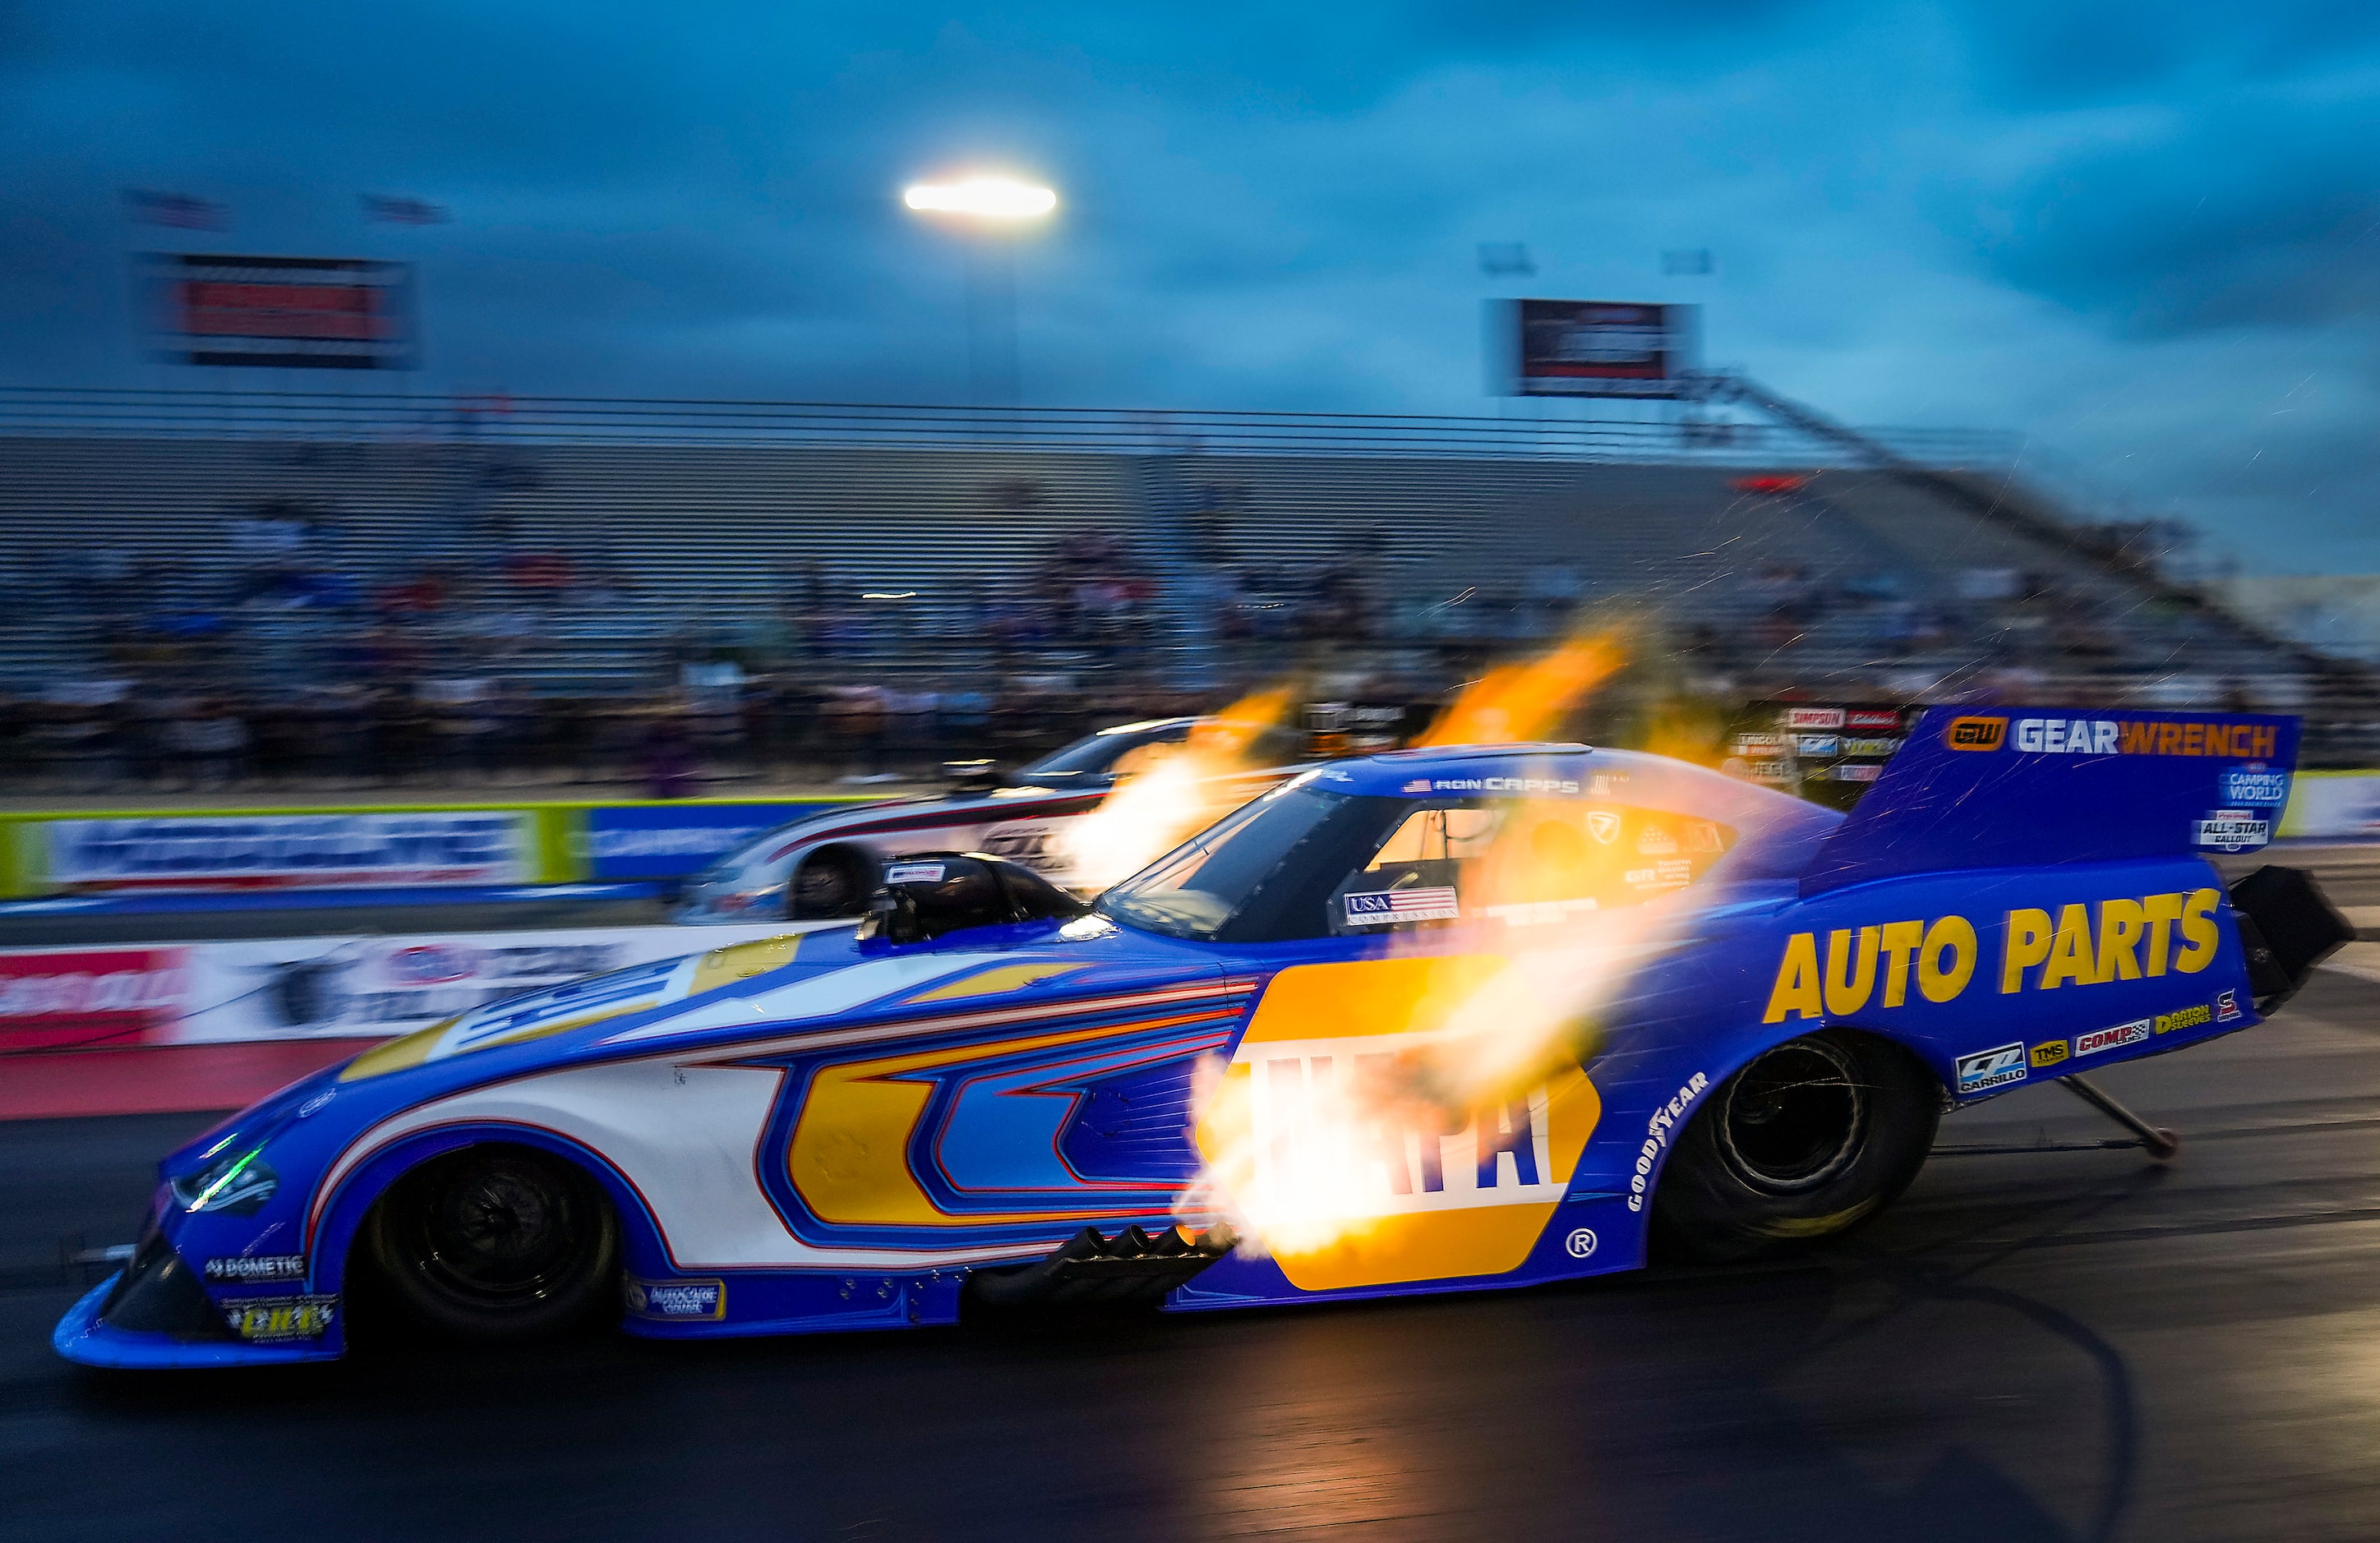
[362,194,450,225]
[122,189,228,230]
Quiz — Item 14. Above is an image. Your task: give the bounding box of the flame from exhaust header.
[1184,631,1667,1268]
[1183,890,1678,1268]
[1053,685,1298,892]
[1415,630,1624,748]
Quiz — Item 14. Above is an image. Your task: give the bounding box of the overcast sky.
[3,2,2377,570]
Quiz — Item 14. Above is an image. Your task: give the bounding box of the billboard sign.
[1503,300,1695,398]
[139,252,417,370]
[40,811,533,892]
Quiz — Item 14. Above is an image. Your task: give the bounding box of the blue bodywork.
[57,707,2300,1368]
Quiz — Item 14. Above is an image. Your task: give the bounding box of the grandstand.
[0,387,2367,766]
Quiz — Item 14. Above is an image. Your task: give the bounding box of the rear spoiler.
[1801,706,2299,897]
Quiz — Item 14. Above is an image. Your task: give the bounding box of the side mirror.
[857,850,1091,946]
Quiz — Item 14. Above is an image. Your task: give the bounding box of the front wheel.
[1651,1030,1939,1263]
[364,1144,619,1342]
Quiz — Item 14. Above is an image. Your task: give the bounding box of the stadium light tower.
[902,174,1057,409]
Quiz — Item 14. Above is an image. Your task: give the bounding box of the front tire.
[364,1144,619,1342]
[1651,1030,1939,1263]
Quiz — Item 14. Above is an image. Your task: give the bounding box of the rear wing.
[1801,707,2299,897]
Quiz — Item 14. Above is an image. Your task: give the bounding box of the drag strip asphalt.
[8,972,2380,1541]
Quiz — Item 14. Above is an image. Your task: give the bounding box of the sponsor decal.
[1564,1227,1598,1260]
[1992,716,2283,760]
[2119,718,2280,759]
[980,821,1067,873]
[384,943,477,986]
[884,861,948,885]
[1731,734,1787,757]
[2154,1002,2212,1034]
[1246,1035,1574,1227]
[2193,811,2271,853]
[625,1277,726,1321]
[1955,1042,2027,1095]
[2075,1019,2152,1057]
[1796,735,1841,757]
[1683,822,1725,853]
[1762,887,2225,1024]
[221,1294,337,1342]
[2013,718,2119,755]
[1635,826,1677,855]
[1830,764,1882,783]
[1427,776,1582,795]
[1585,811,1621,844]
[2216,988,2242,1023]
[1944,716,2008,751]
[1622,859,1695,890]
[205,1254,305,1283]
[1784,707,1846,730]
[1839,737,1901,758]
[1483,897,1601,928]
[2030,1040,2069,1068]
[1844,710,1904,733]
[2221,767,2290,805]
[0,947,188,1050]
[1626,1071,1710,1212]
[1344,887,1463,926]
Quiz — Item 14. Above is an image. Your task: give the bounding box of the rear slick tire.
[365,1144,620,1343]
[1651,1030,1939,1264]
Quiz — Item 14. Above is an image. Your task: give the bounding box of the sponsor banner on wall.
[583,802,842,881]
[2280,772,2380,841]
[0,947,191,1051]
[0,923,808,1048]
[39,811,536,892]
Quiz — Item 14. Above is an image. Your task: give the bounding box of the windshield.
[1019,722,1191,779]
[1099,785,1741,943]
[1098,785,1355,938]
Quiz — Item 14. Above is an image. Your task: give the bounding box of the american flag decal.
[1343,887,1462,926]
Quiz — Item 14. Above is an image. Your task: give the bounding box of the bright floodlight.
[902,177,1058,219]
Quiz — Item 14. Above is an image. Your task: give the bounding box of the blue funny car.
[57,707,2348,1368]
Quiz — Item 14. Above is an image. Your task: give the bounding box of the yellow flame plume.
[1053,685,1300,892]
[1415,631,1625,748]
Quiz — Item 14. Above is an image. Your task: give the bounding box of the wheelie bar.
[2059,1073,2181,1161]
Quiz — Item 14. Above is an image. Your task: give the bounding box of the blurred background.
[0,9,2370,809]
[2,1,2375,799]
[19,16,2380,1542]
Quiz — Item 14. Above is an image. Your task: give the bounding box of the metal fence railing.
[0,385,2023,468]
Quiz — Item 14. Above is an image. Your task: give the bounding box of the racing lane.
[10,970,2380,1540]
